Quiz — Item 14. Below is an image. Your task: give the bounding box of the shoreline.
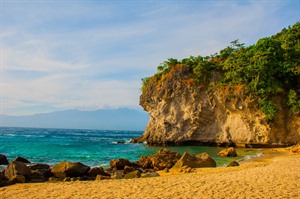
[1,148,299,199]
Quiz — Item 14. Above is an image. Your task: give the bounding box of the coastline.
[1,148,299,199]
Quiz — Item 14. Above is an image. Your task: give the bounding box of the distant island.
[0,108,149,131]
[134,22,300,147]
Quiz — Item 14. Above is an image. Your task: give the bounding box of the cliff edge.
[135,23,300,147]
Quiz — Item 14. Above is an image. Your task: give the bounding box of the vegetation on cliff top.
[141,22,300,120]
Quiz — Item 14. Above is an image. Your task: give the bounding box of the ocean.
[0,127,261,168]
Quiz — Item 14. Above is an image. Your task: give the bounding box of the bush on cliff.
[141,22,300,120]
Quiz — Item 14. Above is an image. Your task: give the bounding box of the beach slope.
[1,152,299,199]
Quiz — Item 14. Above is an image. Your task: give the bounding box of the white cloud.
[1,0,298,115]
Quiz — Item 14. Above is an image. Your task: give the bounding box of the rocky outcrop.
[137,67,300,147]
[218,147,237,157]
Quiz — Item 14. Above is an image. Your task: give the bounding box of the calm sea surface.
[0,127,261,168]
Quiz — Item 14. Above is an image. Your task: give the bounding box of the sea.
[0,127,262,169]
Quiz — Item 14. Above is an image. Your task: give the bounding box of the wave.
[112,139,131,144]
[238,152,264,162]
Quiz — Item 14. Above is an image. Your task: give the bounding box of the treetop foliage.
[141,22,300,120]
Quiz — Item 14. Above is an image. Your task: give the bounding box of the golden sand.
[1,151,299,199]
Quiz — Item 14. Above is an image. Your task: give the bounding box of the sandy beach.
[1,150,299,199]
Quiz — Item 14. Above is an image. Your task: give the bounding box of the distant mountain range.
[0,108,149,131]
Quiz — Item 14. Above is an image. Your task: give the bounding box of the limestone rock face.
[138,72,300,147]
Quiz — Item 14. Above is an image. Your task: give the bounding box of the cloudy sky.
[1,0,299,116]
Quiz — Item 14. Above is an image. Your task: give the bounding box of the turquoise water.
[0,127,261,168]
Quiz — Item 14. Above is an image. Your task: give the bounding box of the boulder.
[137,148,181,170]
[5,161,31,180]
[51,162,90,178]
[87,167,110,177]
[171,152,216,171]
[218,147,238,157]
[9,175,26,183]
[30,170,47,182]
[111,170,123,179]
[13,156,31,164]
[110,158,136,170]
[123,166,135,175]
[137,156,153,169]
[124,170,141,179]
[0,172,8,187]
[141,172,160,178]
[290,145,300,153]
[0,154,9,165]
[95,175,111,180]
[227,161,239,167]
[29,164,50,170]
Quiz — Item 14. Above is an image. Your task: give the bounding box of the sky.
[1,0,299,116]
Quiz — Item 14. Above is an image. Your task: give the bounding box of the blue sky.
[1,0,299,116]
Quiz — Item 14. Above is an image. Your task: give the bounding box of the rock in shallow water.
[218,147,238,157]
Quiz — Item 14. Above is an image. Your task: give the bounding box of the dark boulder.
[13,156,31,164]
[137,148,181,170]
[9,175,26,183]
[0,154,9,165]
[5,161,31,181]
[0,172,8,187]
[218,147,238,157]
[123,166,135,175]
[51,162,90,179]
[87,167,110,177]
[227,161,239,167]
[137,156,152,169]
[29,163,53,181]
[29,163,50,170]
[110,158,137,170]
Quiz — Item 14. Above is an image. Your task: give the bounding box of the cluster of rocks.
[0,147,239,187]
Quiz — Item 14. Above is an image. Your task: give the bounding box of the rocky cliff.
[135,23,300,147]
[136,66,299,147]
